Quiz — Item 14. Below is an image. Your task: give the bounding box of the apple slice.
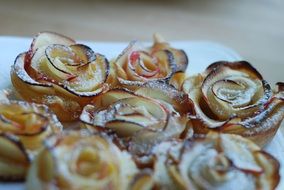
[65,54,109,95]
[70,44,96,63]
[129,51,160,78]
[135,81,193,114]
[0,133,30,181]
[129,115,189,156]
[13,53,51,87]
[30,31,75,53]
[171,49,188,72]
[151,33,188,73]
[129,171,154,190]
[26,131,138,190]
[85,96,167,128]
[26,31,76,68]
[11,53,55,103]
[151,50,173,78]
[118,97,167,119]
[169,72,187,91]
[106,121,145,137]
[98,89,137,107]
[115,40,140,68]
[45,44,78,81]
[0,100,62,150]
[0,111,47,135]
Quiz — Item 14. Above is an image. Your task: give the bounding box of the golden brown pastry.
[26,130,138,190]
[150,133,280,190]
[129,170,156,190]
[80,85,192,157]
[109,33,188,90]
[0,100,62,181]
[170,61,284,147]
[134,81,193,115]
[0,133,30,181]
[11,32,109,121]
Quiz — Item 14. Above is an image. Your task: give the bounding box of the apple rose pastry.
[151,133,280,190]
[170,61,284,147]
[0,100,62,181]
[80,87,191,157]
[26,130,137,190]
[11,32,109,121]
[110,33,188,89]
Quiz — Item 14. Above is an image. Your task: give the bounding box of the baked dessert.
[80,83,192,157]
[2,31,283,189]
[109,33,188,90]
[148,133,280,190]
[26,130,138,190]
[11,32,109,121]
[170,61,284,147]
[0,99,62,181]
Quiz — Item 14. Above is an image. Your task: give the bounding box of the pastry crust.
[170,61,284,147]
[11,32,109,121]
[109,33,188,90]
[26,130,137,190]
[0,100,62,181]
[150,133,280,190]
[80,84,192,157]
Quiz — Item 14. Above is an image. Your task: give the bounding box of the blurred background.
[0,0,283,84]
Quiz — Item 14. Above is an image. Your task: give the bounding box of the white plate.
[0,37,283,190]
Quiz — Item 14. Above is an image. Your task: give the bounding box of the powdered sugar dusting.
[12,53,51,87]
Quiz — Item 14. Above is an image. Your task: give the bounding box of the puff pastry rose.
[11,32,109,121]
[170,61,284,147]
[80,84,192,156]
[26,130,137,190]
[0,100,62,181]
[150,133,280,190]
[109,33,188,89]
